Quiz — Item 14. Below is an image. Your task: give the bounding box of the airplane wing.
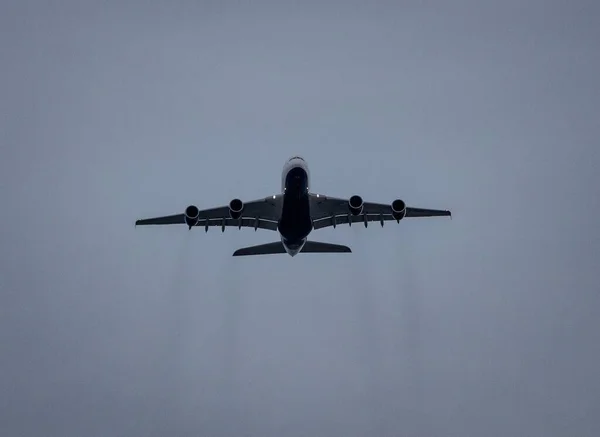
[135,195,282,231]
[309,193,451,230]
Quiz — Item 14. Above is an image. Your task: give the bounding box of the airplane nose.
[286,167,308,188]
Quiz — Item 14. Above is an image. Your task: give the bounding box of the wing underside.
[135,214,279,231]
[313,212,400,229]
[135,195,282,231]
[310,194,451,230]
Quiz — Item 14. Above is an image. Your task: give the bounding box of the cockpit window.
[288,156,305,162]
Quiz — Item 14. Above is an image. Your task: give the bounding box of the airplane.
[135,156,451,256]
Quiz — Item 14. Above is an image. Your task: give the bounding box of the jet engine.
[348,195,364,215]
[229,198,244,220]
[391,199,406,221]
[185,205,200,228]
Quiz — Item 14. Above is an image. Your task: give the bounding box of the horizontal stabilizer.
[301,241,351,253]
[233,242,286,256]
[232,240,351,256]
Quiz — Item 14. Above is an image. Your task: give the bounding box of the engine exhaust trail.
[394,233,425,435]
[160,232,194,411]
[214,253,244,416]
[348,228,384,435]
[168,231,194,343]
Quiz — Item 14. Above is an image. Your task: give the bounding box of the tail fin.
[232,240,352,256]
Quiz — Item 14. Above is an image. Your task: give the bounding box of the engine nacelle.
[228,198,244,220]
[185,205,200,228]
[348,195,364,215]
[391,199,406,221]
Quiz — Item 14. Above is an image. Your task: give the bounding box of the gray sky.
[1,0,599,436]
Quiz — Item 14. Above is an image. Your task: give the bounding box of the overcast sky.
[1,0,599,436]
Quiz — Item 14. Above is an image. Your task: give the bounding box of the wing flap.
[312,213,396,230]
[136,215,278,231]
[202,217,278,231]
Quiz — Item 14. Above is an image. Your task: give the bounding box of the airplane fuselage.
[278,157,312,256]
